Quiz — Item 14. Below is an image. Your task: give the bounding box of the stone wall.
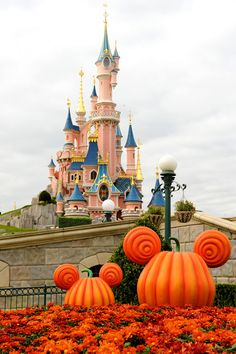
[0,204,57,229]
[0,213,235,288]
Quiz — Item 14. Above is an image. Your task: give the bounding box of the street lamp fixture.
[102,199,115,222]
[159,155,177,244]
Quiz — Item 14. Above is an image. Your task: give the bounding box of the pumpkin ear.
[99,263,123,288]
[194,230,231,268]
[54,264,80,289]
[123,226,161,265]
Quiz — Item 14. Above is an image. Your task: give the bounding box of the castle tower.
[56,191,64,216]
[125,115,137,176]
[91,10,120,179]
[76,70,86,128]
[148,165,165,207]
[63,99,80,151]
[115,124,123,173]
[48,158,56,180]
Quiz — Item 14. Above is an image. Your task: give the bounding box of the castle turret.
[63,99,80,150]
[125,115,137,176]
[115,124,123,174]
[122,177,142,220]
[90,77,98,113]
[56,191,64,216]
[148,165,165,207]
[48,158,56,180]
[76,70,86,128]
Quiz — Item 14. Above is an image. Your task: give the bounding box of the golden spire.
[75,176,79,184]
[77,69,86,113]
[130,176,134,186]
[93,75,96,85]
[128,111,133,125]
[136,140,144,181]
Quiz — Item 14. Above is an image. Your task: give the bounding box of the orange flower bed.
[0,304,235,353]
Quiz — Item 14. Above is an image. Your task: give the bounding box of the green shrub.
[214,283,236,307]
[147,205,164,215]
[58,216,92,228]
[109,216,170,304]
[175,199,195,212]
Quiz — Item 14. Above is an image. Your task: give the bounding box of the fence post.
[44,285,47,306]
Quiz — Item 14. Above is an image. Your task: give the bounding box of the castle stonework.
[48,14,143,221]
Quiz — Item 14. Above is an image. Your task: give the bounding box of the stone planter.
[175,211,194,223]
[149,214,163,227]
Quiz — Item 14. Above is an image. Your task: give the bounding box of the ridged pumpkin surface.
[138,251,215,307]
[64,277,115,306]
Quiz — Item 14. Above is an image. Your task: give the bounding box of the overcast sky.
[0,0,236,217]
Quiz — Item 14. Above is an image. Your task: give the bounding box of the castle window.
[99,184,109,201]
[71,175,74,181]
[90,170,97,181]
[78,175,82,181]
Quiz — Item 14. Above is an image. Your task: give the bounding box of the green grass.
[0,205,31,217]
[0,224,34,234]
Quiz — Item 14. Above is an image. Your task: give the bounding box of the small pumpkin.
[123,226,231,307]
[54,263,123,306]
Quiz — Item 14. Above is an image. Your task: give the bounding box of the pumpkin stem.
[169,237,180,252]
[82,268,93,278]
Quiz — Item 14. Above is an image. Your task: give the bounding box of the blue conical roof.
[91,84,98,98]
[113,46,120,58]
[69,184,85,202]
[97,21,112,62]
[84,141,98,165]
[125,184,142,203]
[48,158,56,168]
[148,178,165,207]
[63,107,80,132]
[116,124,123,137]
[125,124,137,148]
[56,192,64,201]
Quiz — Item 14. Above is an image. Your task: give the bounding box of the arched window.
[78,175,82,181]
[99,184,109,201]
[71,175,74,181]
[90,170,97,181]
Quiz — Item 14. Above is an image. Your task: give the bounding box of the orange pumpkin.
[123,226,231,307]
[99,263,123,287]
[138,251,215,306]
[65,269,115,306]
[54,264,80,290]
[194,230,231,268]
[123,226,161,264]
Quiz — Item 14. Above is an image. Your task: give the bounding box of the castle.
[47,11,163,221]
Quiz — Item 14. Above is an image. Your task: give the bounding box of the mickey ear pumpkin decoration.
[123,226,161,264]
[194,230,231,268]
[54,264,80,290]
[99,263,123,287]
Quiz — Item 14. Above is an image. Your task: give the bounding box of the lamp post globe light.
[102,199,115,222]
[159,155,177,245]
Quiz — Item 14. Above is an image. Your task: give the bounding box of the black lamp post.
[159,155,178,244]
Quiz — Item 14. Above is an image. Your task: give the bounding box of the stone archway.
[78,252,113,278]
[0,261,9,287]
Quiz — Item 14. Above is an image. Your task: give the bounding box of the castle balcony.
[90,109,120,123]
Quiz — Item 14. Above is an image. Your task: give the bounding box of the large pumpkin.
[123,227,231,307]
[138,251,215,306]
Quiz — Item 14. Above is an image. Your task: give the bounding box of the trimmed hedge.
[58,216,92,228]
[214,284,236,307]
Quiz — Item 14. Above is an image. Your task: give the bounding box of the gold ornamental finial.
[67,98,71,108]
[93,75,96,85]
[103,2,108,24]
[77,69,86,113]
[130,176,134,186]
[75,176,79,184]
[156,164,159,178]
[136,142,144,182]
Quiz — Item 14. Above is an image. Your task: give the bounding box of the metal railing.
[0,286,66,310]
